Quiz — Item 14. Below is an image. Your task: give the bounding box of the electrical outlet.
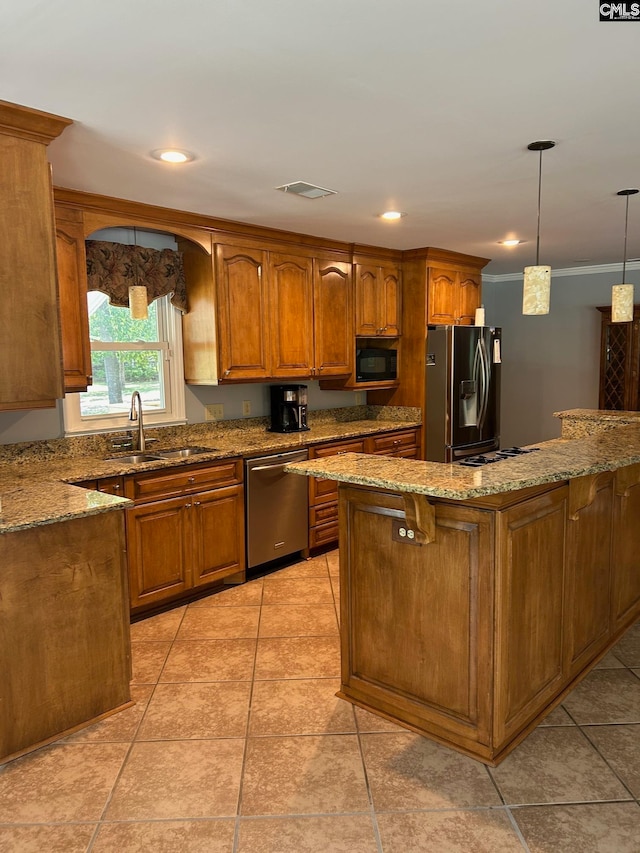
[355,391,366,405]
[205,403,224,421]
[242,400,251,416]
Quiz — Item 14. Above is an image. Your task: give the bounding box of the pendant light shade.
[611,188,638,323]
[522,140,555,316]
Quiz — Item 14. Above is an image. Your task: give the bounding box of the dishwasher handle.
[249,462,291,474]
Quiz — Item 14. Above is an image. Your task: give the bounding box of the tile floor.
[1,549,640,852]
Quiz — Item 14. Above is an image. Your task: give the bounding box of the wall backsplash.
[0,382,364,446]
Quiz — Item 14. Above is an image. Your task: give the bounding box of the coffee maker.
[269,385,309,433]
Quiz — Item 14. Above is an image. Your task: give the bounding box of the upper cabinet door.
[380,263,401,336]
[216,244,271,381]
[457,271,482,326]
[427,267,458,325]
[355,262,401,337]
[55,205,92,393]
[313,258,352,377]
[270,253,315,378]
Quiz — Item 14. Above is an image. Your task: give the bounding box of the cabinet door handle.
[185,503,192,509]
[193,500,201,506]
[188,476,196,483]
[113,484,121,491]
[224,369,231,377]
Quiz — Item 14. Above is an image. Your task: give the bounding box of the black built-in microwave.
[355,347,397,382]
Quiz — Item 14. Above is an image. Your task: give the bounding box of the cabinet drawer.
[310,520,339,549]
[75,476,125,495]
[366,429,419,454]
[309,439,365,505]
[310,502,338,527]
[126,459,242,503]
[310,439,366,460]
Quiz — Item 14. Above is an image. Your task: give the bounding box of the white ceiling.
[2,0,640,275]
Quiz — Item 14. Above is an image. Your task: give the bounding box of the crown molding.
[484,260,640,284]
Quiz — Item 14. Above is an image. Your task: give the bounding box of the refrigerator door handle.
[477,336,490,429]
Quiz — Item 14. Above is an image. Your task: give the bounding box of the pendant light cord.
[535,149,543,267]
[622,193,630,283]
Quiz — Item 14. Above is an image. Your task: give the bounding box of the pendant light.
[611,188,639,323]
[128,226,149,320]
[523,140,556,315]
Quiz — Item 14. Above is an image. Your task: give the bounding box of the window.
[64,293,186,434]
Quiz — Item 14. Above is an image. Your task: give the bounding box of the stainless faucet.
[129,391,145,451]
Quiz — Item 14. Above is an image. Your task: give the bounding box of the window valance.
[85,240,188,313]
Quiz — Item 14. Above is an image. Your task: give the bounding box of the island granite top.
[285,422,640,500]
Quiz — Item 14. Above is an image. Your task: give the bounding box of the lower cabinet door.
[192,485,245,587]
[612,464,640,629]
[126,497,190,609]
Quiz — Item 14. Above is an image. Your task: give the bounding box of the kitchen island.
[0,486,132,763]
[286,423,640,765]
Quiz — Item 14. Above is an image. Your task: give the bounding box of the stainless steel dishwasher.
[245,449,309,569]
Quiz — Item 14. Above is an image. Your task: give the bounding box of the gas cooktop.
[458,447,541,468]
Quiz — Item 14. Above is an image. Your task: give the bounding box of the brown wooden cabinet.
[54,204,92,393]
[124,459,245,612]
[0,101,71,411]
[611,463,640,630]
[597,305,640,410]
[312,255,353,377]
[355,261,401,337]
[427,266,482,326]
[216,243,271,381]
[270,252,315,378]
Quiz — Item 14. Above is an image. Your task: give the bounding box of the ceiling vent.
[275,181,337,199]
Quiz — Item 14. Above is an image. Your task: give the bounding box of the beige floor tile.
[177,605,260,639]
[376,809,526,853]
[92,818,236,852]
[248,678,356,736]
[237,814,379,852]
[361,732,501,810]
[326,549,340,576]
[561,669,640,724]
[254,636,341,679]
[130,640,172,684]
[258,604,338,637]
[512,802,640,853]
[262,575,334,605]
[612,620,640,668]
[137,681,251,739]
[129,606,187,641]
[354,705,407,733]
[267,556,329,578]
[0,823,97,852]
[582,724,640,797]
[188,578,264,607]
[159,639,256,682]
[0,742,128,823]
[105,739,244,819]
[489,727,630,805]
[61,684,154,743]
[594,651,626,669]
[240,734,369,815]
[538,705,575,727]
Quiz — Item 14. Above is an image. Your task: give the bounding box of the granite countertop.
[0,408,420,533]
[285,423,640,500]
[554,408,640,423]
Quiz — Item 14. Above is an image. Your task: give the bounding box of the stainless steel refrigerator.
[425,325,501,462]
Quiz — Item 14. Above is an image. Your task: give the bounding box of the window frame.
[63,295,186,435]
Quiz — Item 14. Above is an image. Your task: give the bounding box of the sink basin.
[107,453,165,464]
[152,446,217,459]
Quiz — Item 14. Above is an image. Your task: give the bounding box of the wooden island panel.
[0,510,131,763]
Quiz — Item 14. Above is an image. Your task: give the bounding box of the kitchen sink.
[106,452,165,464]
[151,446,217,459]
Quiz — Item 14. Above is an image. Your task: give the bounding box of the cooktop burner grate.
[459,447,540,468]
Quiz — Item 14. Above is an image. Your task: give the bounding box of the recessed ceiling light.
[498,239,525,247]
[379,211,406,221]
[151,149,195,164]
